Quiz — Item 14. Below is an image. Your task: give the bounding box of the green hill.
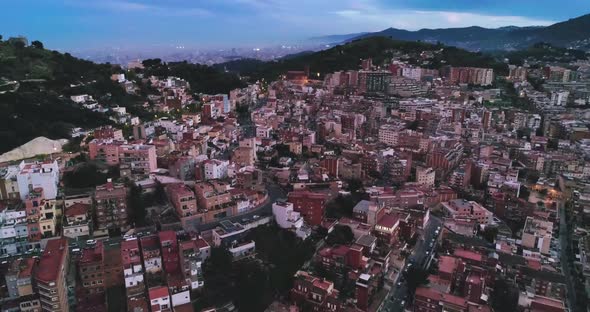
[219,36,508,81]
[0,39,122,154]
[495,42,588,65]
[0,38,247,154]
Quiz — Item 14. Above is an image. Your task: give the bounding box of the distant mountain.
[341,13,590,51]
[307,32,370,44]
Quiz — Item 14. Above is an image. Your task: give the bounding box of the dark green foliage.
[0,90,112,153]
[142,59,246,94]
[325,225,355,246]
[403,266,430,294]
[500,42,588,65]
[325,194,361,219]
[217,37,508,81]
[127,183,146,227]
[233,261,273,312]
[202,247,235,305]
[480,226,499,243]
[153,180,167,205]
[490,278,519,312]
[31,40,43,49]
[61,137,82,153]
[345,179,364,193]
[246,225,316,293]
[62,163,108,188]
[519,185,531,199]
[0,41,121,153]
[200,226,316,311]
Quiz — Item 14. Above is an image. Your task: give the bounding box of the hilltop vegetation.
[220,36,508,81]
[0,38,117,154]
[0,37,247,154]
[141,59,246,94]
[495,42,589,66]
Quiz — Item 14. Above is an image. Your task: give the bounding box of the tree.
[345,179,364,193]
[326,225,355,246]
[62,163,107,188]
[325,194,359,219]
[31,40,44,49]
[127,183,146,227]
[11,40,25,49]
[202,247,234,305]
[142,58,163,68]
[153,180,167,205]
[404,266,429,294]
[491,278,519,312]
[519,185,530,199]
[480,226,498,243]
[245,225,316,294]
[234,261,272,311]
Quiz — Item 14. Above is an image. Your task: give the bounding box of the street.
[378,216,443,312]
[559,200,577,311]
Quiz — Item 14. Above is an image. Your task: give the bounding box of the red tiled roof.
[527,259,542,271]
[80,241,104,264]
[313,279,333,291]
[195,238,210,249]
[454,249,484,263]
[376,214,399,229]
[530,295,565,310]
[439,256,460,275]
[173,303,194,312]
[36,238,67,283]
[415,287,468,308]
[65,203,90,217]
[319,245,350,258]
[158,230,177,244]
[149,286,169,300]
[19,258,36,278]
[466,272,483,285]
[140,235,160,250]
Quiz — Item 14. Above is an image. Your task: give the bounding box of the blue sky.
[1,0,589,50]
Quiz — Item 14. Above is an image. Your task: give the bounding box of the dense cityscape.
[2,3,590,312]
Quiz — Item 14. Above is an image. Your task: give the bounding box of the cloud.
[331,8,555,31]
[68,0,212,17]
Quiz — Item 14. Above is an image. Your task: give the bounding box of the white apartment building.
[16,160,59,200]
[204,159,229,180]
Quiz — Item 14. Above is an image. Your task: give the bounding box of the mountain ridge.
[314,13,590,51]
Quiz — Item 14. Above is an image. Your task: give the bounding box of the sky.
[1,0,589,50]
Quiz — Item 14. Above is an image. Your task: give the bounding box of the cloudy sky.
[2,0,589,50]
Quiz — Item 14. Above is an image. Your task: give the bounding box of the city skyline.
[2,0,588,50]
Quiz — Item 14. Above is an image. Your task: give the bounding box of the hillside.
[141,59,246,94]
[0,39,121,153]
[494,42,589,65]
[0,37,248,154]
[307,32,370,44]
[219,36,508,81]
[345,13,590,51]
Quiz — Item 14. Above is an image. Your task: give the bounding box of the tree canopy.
[326,225,355,246]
